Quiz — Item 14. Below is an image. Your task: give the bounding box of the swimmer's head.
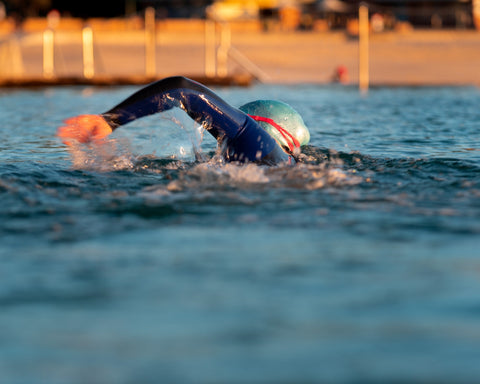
[239,100,310,152]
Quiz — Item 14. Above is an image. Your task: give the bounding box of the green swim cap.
[239,100,310,150]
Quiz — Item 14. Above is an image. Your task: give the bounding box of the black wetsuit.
[101,76,291,164]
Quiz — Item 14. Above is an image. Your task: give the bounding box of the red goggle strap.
[248,114,300,153]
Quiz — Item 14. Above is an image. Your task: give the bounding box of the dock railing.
[0,9,267,85]
[205,20,270,82]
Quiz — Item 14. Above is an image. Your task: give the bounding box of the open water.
[1,83,480,384]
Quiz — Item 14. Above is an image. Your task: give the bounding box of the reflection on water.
[1,85,480,383]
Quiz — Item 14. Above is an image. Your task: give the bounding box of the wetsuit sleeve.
[101,76,287,163]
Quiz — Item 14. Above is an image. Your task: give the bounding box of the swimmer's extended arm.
[102,76,241,140]
[57,76,288,163]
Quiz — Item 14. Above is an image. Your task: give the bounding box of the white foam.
[67,138,135,172]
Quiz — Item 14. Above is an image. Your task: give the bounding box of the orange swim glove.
[57,114,113,146]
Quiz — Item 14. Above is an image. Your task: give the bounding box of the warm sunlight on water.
[1,84,480,383]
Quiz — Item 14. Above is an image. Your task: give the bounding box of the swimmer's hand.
[57,114,112,146]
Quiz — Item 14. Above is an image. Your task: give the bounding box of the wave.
[1,141,478,242]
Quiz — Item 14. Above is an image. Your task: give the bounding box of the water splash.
[66,138,135,172]
[64,111,213,172]
[135,157,363,201]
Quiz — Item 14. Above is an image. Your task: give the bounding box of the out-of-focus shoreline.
[1,17,479,87]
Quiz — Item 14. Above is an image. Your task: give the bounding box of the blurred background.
[1,3,480,384]
[0,0,479,85]
[1,0,478,29]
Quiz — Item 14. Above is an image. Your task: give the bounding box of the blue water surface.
[1,83,480,384]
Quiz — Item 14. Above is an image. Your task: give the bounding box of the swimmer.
[57,76,310,165]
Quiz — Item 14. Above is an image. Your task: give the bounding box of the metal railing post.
[359,3,369,93]
[205,19,217,78]
[145,6,156,77]
[43,29,54,78]
[82,26,94,79]
[217,22,230,78]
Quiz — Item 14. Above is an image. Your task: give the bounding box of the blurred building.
[207,0,476,29]
[1,0,477,29]
[2,0,216,19]
[317,0,474,29]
